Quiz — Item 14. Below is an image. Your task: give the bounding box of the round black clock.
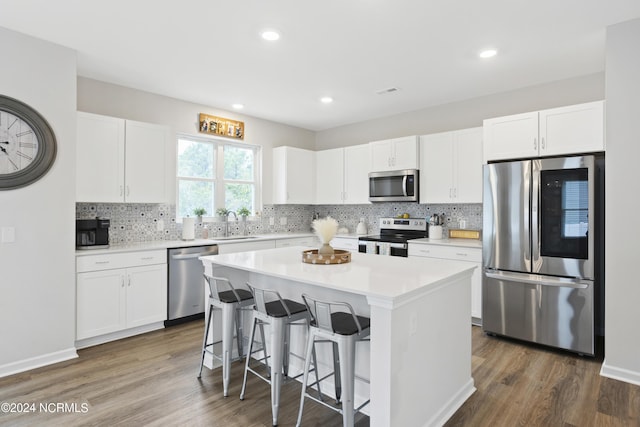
[0,95,57,190]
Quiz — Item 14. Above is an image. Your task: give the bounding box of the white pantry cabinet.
[76,112,169,203]
[370,136,419,171]
[420,127,482,204]
[76,250,167,341]
[315,144,370,204]
[408,243,482,323]
[483,101,604,162]
[272,146,316,204]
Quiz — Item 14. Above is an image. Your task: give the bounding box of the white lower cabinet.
[330,236,359,251]
[76,250,167,342]
[275,236,317,248]
[408,243,482,323]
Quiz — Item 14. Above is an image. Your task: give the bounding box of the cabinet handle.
[533,138,537,150]
[421,249,430,254]
[541,137,545,149]
[453,188,457,198]
[120,185,123,197]
[121,276,125,288]
[455,252,468,257]
[127,276,131,287]
[126,186,130,197]
[95,260,110,264]
[140,256,154,260]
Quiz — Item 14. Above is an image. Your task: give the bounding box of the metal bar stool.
[197,274,254,397]
[296,294,370,427]
[240,284,321,426]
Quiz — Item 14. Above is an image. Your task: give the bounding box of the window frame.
[176,133,261,221]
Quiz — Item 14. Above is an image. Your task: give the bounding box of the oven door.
[358,240,408,256]
[532,155,595,279]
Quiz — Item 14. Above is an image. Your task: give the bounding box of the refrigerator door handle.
[485,270,589,289]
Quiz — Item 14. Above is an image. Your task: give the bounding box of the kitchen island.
[200,246,476,427]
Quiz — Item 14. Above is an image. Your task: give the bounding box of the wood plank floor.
[1,321,638,426]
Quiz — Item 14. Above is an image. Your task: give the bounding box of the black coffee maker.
[76,218,110,249]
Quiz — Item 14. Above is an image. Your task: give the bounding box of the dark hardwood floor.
[1,321,638,426]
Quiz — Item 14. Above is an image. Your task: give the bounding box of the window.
[176,134,260,219]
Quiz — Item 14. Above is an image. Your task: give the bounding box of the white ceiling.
[1,1,639,131]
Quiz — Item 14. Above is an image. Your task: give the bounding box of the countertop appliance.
[483,154,604,356]
[369,169,419,202]
[76,218,110,249]
[166,244,218,326]
[358,217,427,257]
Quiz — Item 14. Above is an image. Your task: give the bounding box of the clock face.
[0,96,56,190]
[0,111,39,174]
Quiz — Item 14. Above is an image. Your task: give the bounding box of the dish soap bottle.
[356,218,368,235]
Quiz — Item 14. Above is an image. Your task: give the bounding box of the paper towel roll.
[429,225,443,240]
[182,217,195,240]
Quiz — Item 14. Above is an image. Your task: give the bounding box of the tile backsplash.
[76,202,482,244]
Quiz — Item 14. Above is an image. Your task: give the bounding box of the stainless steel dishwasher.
[166,244,218,326]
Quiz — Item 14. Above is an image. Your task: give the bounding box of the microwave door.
[483,160,531,273]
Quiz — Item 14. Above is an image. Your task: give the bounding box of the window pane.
[224,145,253,181]
[225,183,254,213]
[178,139,214,178]
[178,179,214,218]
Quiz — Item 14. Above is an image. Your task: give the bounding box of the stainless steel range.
[358,218,428,257]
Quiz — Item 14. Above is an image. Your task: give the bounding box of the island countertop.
[200,245,476,307]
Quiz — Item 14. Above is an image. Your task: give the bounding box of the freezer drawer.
[482,270,594,355]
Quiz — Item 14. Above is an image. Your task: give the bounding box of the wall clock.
[0,95,57,190]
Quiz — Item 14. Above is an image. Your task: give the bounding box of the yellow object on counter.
[448,229,481,239]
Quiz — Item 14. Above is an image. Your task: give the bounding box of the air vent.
[375,87,400,95]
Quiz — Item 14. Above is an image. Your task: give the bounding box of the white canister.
[429,225,443,240]
[182,217,195,240]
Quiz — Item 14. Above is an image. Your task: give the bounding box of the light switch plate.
[269,217,275,226]
[280,217,287,225]
[1,227,15,243]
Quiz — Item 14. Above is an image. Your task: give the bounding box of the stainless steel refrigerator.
[482,155,603,356]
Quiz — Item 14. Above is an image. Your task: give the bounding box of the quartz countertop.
[200,245,475,302]
[75,233,315,256]
[409,237,482,249]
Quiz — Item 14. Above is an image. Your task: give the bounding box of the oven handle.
[357,241,407,249]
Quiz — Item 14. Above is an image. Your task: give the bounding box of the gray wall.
[601,18,640,385]
[315,73,604,149]
[0,28,77,374]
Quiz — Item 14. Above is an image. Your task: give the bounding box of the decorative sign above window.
[198,113,244,140]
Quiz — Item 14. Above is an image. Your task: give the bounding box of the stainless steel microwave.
[369,169,419,202]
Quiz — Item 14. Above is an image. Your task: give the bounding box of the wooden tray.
[302,249,351,265]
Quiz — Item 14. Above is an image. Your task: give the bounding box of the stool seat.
[265,299,307,318]
[218,288,254,303]
[311,312,371,335]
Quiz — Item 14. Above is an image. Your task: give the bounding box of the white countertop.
[75,233,315,256]
[200,246,475,303]
[409,237,482,249]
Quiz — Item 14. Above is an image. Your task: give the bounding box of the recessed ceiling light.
[479,49,498,59]
[261,30,280,41]
[232,103,244,110]
[320,97,333,104]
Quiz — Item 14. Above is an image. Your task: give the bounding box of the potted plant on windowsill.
[193,207,207,223]
[237,207,251,221]
[216,207,230,221]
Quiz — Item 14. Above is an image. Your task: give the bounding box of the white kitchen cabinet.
[76,250,167,342]
[330,236,359,251]
[408,243,482,323]
[315,144,370,204]
[76,111,169,203]
[483,101,604,162]
[272,146,316,204]
[370,136,419,171]
[420,127,482,204]
[275,236,317,248]
[216,239,275,254]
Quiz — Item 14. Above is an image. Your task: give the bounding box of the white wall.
[600,18,640,386]
[0,28,77,375]
[77,78,316,205]
[315,73,604,149]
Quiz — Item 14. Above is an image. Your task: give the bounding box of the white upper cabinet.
[483,101,604,162]
[76,112,169,203]
[420,127,483,204]
[315,144,370,205]
[272,146,316,204]
[370,136,419,171]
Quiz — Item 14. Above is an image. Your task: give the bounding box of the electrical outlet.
[280,217,287,225]
[1,227,15,243]
[269,217,275,226]
[156,219,164,231]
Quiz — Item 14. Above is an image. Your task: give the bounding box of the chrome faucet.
[225,211,237,237]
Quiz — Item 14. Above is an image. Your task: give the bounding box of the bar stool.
[296,294,370,427]
[197,274,254,397]
[239,284,321,426]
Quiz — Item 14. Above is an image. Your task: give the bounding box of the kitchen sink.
[214,236,258,241]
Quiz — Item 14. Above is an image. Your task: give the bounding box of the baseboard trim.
[426,378,476,427]
[75,322,165,349]
[0,348,78,379]
[600,360,640,386]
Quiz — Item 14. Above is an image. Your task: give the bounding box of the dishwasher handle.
[171,249,218,260]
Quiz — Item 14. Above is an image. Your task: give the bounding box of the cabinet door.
[217,239,276,254]
[76,112,125,202]
[77,269,126,339]
[420,132,454,204]
[272,146,315,204]
[539,101,604,156]
[125,120,168,203]
[470,262,482,321]
[392,136,419,170]
[275,237,317,248]
[315,148,344,204]
[343,144,370,204]
[370,139,393,171]
[126,264,167,328]
[454,127,483,203]
[483,112,538,162]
